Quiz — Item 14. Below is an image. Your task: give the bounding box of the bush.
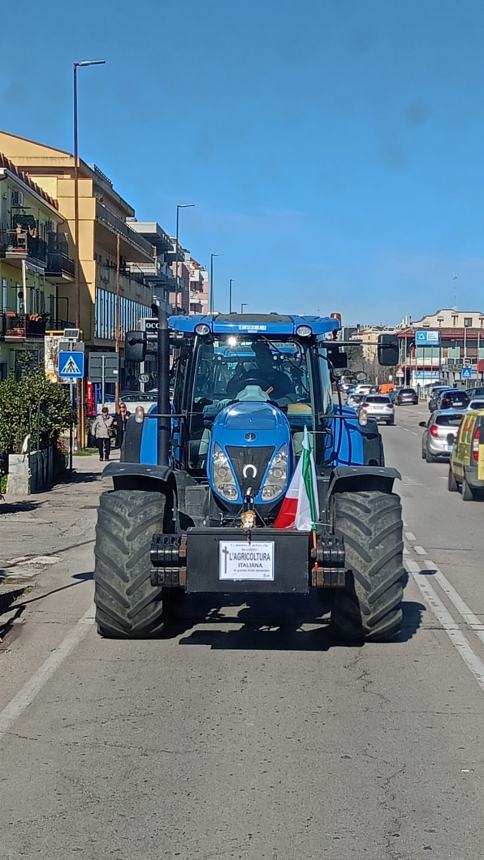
[0,373,73,455]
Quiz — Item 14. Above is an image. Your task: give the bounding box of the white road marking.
[0,606,95,740]
[414,545,427,555]
[406,563,484,693]
[423,559,484,645]
[405,531,416,542]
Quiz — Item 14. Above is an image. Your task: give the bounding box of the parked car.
[448,407,484,499]
[419,410,465,462]
[396,387,418,405]
[359,394,395,425]
[436,389,470,410]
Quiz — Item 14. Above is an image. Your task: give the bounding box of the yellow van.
[448,409,484,500]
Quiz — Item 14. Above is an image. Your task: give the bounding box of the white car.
[354,383,373,396]
[359,394,395,425]
[467,398,484,411]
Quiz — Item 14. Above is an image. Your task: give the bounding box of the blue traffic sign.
[461,366,472,379]
[58,351,85,379]
[416,329,440,346]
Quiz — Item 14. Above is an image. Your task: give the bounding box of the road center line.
[406,563,484,693]
[414,545,427,555]
[0,606,95,740]
[405,531,416,542]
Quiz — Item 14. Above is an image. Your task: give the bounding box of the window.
[464,317,473,327]
[1,278,8,312]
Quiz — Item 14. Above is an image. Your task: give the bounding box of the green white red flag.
[273,427,319,531]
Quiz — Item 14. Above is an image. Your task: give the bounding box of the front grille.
[226,445,274,498]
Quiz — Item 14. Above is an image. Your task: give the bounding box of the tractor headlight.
[261,445,288,501]
[212,444,238,501]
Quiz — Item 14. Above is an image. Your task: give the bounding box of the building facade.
[0,132,154,361]
[397,308,484,385]
[0,152,74,378]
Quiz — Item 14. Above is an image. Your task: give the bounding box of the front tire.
[331,491,405,642]
[94,489,169,637]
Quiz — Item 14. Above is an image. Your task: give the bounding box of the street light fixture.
[209,253,219,314]
[175,203,195,312]
[73,58,105,447]
[241,302,248,314]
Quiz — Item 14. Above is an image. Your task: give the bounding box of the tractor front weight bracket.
[151,534,187,588]
[311,534,346,588]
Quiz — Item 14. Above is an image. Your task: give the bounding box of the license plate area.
[186,528,310,594]
[219,540,274,581]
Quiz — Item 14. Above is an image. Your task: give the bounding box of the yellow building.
[0,131,154,361]
[0,151,73,378]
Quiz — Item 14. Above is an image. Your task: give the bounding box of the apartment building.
[0,131,154,356]
[0,152,74,378]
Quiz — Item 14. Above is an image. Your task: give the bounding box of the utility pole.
[175,204,195,312]
[210,253,219,314]
[73,59,105,448]
[115,232,121,411]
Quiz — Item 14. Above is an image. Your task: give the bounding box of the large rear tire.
[94,489,168,638]
[447,467,458,493]
[331,491,405,642]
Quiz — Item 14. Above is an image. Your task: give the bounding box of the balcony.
[0,230,47,268]
[0,312,47,339]
[45,251,75,280]
[95,201,154,261]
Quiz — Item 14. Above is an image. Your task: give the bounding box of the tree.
[0,372,73,455]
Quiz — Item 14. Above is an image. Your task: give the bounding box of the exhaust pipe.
[156,310,170,467]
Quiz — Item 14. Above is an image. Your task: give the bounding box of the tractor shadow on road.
[171,595,424,651]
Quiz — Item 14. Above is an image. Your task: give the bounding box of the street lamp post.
[229,278,233,313]
[240,302,248,314]
[175,204,195,312]
[209,253,219,314]
[73,58,105,449]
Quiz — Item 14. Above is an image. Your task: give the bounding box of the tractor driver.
[227,340,294,401]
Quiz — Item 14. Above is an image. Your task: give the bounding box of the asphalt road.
[1,414,484,860]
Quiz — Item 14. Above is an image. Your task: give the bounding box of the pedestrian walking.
[112,403,131,448]
[92,407,114,461]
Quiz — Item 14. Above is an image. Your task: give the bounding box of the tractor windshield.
[185,336,325,471]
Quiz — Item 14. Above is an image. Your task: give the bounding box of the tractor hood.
[208,401,292,507]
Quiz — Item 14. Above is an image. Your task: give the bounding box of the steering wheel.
[238,376,271,393]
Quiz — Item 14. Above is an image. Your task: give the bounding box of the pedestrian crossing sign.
[58,350,85,378]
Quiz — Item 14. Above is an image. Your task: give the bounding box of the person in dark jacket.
[112,403,131,448]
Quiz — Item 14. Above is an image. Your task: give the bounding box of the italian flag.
[274,427,319,531]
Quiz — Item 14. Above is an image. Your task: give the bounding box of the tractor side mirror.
[328,348,348,369]
[378,334,399,366]
[125,330,147,363]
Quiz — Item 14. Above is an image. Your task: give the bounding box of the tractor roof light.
[295,325,312,338]
[134,405,145,423]
[195,323,211,336]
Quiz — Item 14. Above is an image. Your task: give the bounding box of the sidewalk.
[0,452,113,634]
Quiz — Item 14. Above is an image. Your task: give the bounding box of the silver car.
[359,394,395,425]
[420,409,464,462]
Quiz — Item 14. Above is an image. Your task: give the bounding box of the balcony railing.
[45,251,75,279]
[0,313,47,339]
[1,230,48,266]
[95,201,154,258]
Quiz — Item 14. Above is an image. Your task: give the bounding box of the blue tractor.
[94,312,404,641]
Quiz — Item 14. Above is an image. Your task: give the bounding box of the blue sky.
[1,0,484,324]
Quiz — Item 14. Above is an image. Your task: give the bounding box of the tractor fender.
[328,465,401,497]
[103,461,174,493]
